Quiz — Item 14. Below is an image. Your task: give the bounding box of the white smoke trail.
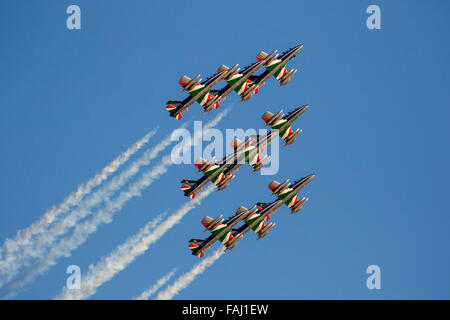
[52,213,167,300]
[55,185,215,300]
[0,129,157,286]
[6,109,229,296]
[0,128,177,287]
[0,129,156,259]
[134,268,177,300]
[155,248,225,300]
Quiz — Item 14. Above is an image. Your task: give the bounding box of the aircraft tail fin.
[188,239,205,258]
[202,92,221,112]
[180,179,198,199]
[166,100,183,120]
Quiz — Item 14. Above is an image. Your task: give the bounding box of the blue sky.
[1,0,449,299]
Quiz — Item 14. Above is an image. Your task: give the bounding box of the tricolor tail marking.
[180,180,197,199]
[166,102,183,120]
[188,239,205,258]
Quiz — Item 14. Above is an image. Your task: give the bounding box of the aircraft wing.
[247,131,279,172]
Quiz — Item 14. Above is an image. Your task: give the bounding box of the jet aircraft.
[165,68,234,120]
[240,44,304,101]
[180,105,309,199]
[188,174,315,257]
[166,45,303,119]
